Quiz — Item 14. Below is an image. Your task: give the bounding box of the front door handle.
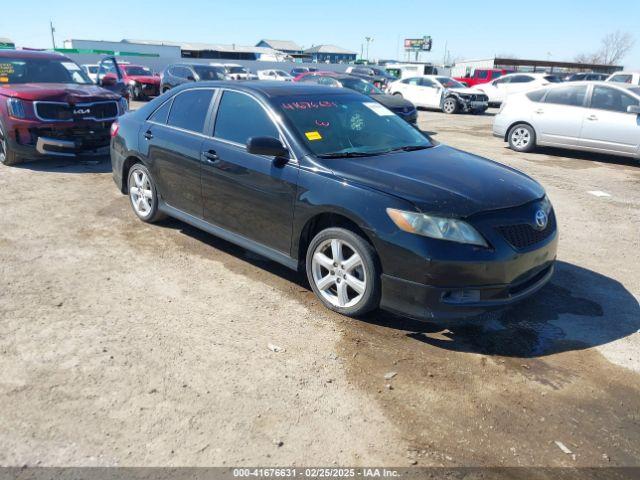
[587,115,598,121]
[201,149,219,163]
[143,130,153,140]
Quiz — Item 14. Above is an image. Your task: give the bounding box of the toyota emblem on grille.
[534,210,548,230]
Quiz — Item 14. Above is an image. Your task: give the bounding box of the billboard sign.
[404,37,432,52]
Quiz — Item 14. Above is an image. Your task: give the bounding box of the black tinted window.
[544,85,587,106]
[149,100,172,124]
[214,91,278,144]
[591,86,639,112]
[167,89,213,133]
[510,75,534,83]
[526,89,547,102]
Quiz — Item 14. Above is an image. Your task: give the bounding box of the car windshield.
[274,93,432,157]
[228,67,247,74]
[0,56,93,84]
[193,66,225,80]
[436,77,466,89]
[124,66,152,76]
[341,78,383,96]
[86,66,98,73]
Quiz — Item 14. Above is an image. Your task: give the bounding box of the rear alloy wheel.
[0,124,21,166]
[508,123,536,153]
[128,164,164,223]
[442,97,459,114]
[306,227,380,317]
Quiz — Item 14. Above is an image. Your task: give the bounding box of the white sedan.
[387,75,489,114]
[257,69,294,82]
[473,73,562,106]
[493,81,640,159]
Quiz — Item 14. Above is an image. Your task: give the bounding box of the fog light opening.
[442,289,481,304]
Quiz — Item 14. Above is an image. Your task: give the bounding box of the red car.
[0,50,127,166]
[102,61,160,100]
[292,70,337,82]
[454,69,512,87]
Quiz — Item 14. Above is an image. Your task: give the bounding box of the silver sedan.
[493,81,640,160]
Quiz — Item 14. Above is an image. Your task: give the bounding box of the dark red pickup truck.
[0,50,127,166]
[454,69,512,87]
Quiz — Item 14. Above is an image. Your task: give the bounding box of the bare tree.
[575,31,635,65]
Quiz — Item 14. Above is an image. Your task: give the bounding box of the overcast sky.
[2,0,638,69]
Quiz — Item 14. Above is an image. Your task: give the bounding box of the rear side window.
[544,85,587,106]
[609,74,632,84]
[590,86,639,112]
[148,100,172,124]
[526,89,547,102]
[510,75,534,83]
[214,91,278,145]
[167,89,214,133]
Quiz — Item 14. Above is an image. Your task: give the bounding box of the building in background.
[451,57,623,77]
[304,44,357,64]
[256,39,310,61]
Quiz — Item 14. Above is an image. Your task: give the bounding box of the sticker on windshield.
[61,62,81,71]
[363,102,394,116]
[0,63,15,75]
[0,76,8,83]
[305,131,322,141]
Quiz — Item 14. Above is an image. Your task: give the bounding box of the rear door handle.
[587,115,598,121]
[143,130,153,140]
[534,109,544,114]
[201,149,219,163]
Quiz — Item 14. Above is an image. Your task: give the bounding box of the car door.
[396,78,422,105]
[504,75,536,98]
[418,78,441,108]
[200,89,299,254]
[96,57,128,98]
[142,88,216,216]
[482,76,511,103]
[532,84,588,147]
[579,85,640,155]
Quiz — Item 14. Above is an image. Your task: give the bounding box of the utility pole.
[364,37,373,63]
[50,20,56,49]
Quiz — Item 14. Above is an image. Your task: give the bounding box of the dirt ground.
[1,105,639,467]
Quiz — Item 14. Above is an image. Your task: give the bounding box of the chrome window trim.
[33,100,119,122]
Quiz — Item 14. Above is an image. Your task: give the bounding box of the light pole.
[364,37,373,63]
[50,20,56,49]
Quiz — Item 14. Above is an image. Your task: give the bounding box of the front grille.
[496,213,556,250]
[31,125,111,150]
[35,101,118,121]
[461,94,488,102]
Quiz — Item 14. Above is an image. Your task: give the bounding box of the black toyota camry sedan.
[110,81,557,320]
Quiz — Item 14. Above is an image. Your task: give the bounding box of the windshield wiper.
[316,151,379,158]
[384,145,432,153]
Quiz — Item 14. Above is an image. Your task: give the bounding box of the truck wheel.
[442,97,459,114]
[0,125,22,166]
[306,227,381,318]
[508,123,536,153]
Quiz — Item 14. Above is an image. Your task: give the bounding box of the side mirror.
[627,105,640,114]
[246,137,288,158]
[101,76,117,87]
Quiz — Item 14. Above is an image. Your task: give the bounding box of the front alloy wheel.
[442,97,459,114]
[306,228,380,317]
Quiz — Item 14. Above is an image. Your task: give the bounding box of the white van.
[385,63,444,80]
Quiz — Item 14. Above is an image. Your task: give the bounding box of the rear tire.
[442,97,459,114]
[306,227,380,318]
[0,124,22,166]
[508,123,536,153]
[127,164,166,223]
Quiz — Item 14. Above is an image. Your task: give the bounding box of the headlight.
[386,208,488,247]
[127,79,137,86]
[7,98,27,119]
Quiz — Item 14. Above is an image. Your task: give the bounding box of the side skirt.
[159,201,300,271]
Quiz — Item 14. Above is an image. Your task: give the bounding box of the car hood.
[126,75,160,85]
[371,93,415,110]
[448,86,485,95]
[0,83,120,102]
[324,145,545,217]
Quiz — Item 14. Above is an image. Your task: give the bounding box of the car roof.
[566,80,640,90]
[179,80,354,97]
[0,49,69,60]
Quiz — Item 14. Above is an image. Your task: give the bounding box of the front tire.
[0,124,21,166]
[306,227,380,317]
[508,123,536,153]
[442,97,459,114]
[127,164,165,223]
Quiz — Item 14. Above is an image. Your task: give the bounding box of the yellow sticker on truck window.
[305,131,322,141]
[0,76,8,83]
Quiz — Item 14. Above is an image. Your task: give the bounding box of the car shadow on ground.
[156,217,639,359]
[363,261,640,358]
[517,146,640,168]
[11,155,111,174]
